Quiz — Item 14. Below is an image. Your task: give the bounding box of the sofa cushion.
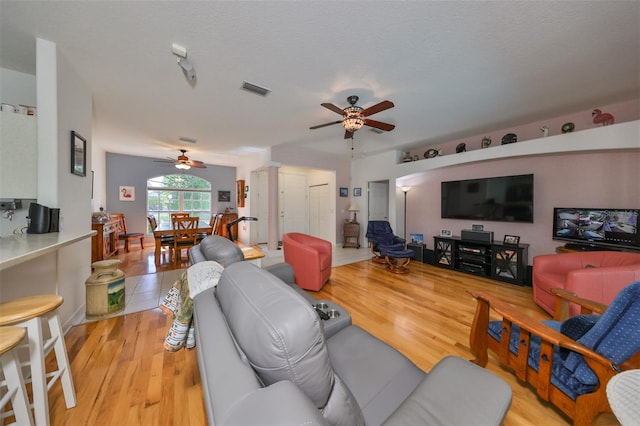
[326,325,425,425]
[217,262,364,426]
[384,356,512,426]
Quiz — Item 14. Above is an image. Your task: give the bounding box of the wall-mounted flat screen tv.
[441,174,534,223]
[552,208,640,251]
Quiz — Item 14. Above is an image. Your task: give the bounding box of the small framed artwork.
[339,187,348,197]
[353,187,362,197]
[119,186,135,201]
[218,190,231,202]
[503,235,520,246]
[440,229,452,238]
[71,131,86,177]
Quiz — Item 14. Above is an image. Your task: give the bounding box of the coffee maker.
[27,203,60,234]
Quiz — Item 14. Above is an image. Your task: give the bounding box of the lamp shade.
[348,205,359,212]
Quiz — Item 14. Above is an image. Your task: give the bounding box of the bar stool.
[0,295,76,425]
[0,326,34,425]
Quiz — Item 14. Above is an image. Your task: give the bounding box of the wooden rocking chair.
[468,281,640,425]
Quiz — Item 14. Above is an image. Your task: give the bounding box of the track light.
[172,43,196,81]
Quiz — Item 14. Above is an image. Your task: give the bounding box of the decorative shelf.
[397,120,639,176]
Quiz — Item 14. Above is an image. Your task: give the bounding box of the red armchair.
[533,251,640,315]
[282,233,332,291]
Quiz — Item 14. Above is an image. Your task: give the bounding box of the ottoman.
[383,248,415,274]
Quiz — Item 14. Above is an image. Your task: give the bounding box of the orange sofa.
[282,233,332,291]
[533,251,640,315]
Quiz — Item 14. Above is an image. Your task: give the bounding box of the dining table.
[152,220,213,266]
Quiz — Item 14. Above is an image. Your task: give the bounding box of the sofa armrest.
[533,253,586,275]
[221,381,328,426]
[264,262,295,284]
[307,237,332,256]
[188,246,206,265]
[565,264,640,306]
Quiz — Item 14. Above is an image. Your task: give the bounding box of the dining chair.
[172,217,199,265]
[171,212,190,221]
[110,213,144,252]
[148,215,174,263]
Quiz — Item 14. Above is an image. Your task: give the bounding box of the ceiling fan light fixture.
[175,162,191,170]
[342,105,365,132]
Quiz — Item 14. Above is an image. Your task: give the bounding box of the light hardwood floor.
[43,242,619,425]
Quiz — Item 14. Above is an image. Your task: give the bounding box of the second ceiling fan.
[310,95,395,139]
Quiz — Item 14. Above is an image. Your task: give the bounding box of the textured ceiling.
[1,1,638,166]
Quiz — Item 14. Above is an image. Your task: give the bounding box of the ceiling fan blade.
[344,130,354,139]
[189,162,207,168]
[153,159,176,163]
[310,120,342,130]
[321,103,345,115]
[364,119,396,132]
[362,100,394,117]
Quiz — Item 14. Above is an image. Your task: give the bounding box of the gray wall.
[105,152,236,234]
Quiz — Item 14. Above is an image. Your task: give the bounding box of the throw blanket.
[160,261,224,351]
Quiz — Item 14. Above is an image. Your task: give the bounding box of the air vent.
[241,80,271,96]
[179,136,197,143]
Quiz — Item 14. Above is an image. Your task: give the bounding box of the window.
[147,175,212,232]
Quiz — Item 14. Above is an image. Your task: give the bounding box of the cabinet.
[343,222,360,248]
[91,219,119,263]
[211,212,238,239]
[0,111,37,198]
[433,236,529,285]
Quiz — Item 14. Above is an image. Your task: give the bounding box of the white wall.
[0,67,36,106]
[0,39,93,330]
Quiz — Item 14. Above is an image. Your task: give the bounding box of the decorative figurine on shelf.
[401,151,413,162]
[456,143,466,153]
[481,136,492,148]
[501,133,517,145]
[592,109,615,126]
[561,122,575,133]
[424,148,441,159]
[540,125,549,137]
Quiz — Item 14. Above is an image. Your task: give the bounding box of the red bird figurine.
[592,109,615,126]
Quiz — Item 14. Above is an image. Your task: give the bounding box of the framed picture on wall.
[119,186,135,201]
[218,190,231,202]
[353,187,362,197]
[339,187,348,197]
[71,131,86,177]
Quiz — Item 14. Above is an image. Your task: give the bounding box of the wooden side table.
[343,221,360,248]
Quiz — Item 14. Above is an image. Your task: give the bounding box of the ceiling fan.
[154,149,206,170]
[310,95,395,139]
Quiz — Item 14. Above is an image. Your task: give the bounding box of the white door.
[280,171,307,239]
[250,169,269,244]
[368,180,389,220]
[309,184,332,242]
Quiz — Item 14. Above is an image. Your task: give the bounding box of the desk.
[153,221,213,266]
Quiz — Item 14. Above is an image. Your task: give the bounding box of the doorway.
[368,180,389,221]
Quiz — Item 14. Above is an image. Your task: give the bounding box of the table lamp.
[348,205,359,223]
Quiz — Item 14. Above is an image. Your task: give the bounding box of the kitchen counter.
[0,230,96,271]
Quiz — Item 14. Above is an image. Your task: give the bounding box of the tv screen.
[552,208,640,250]
[441,174,534,223]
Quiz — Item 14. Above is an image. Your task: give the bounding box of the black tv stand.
[433,236,529,286]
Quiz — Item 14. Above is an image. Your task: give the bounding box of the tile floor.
[85,245,372,322]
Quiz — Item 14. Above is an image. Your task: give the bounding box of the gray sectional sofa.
[189,236,512,425]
